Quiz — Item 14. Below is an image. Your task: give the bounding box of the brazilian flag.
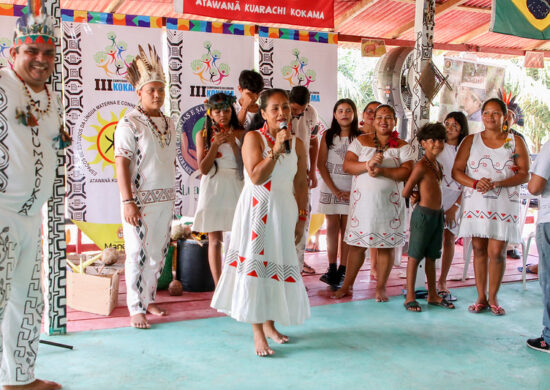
[491,0,550,40]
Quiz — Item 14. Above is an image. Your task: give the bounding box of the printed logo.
[281,48,316,88]
[0,38,13,68]
[77,100,134,179]
[176,104,206,175]
[190,41,231,85]
[93,32,136,92]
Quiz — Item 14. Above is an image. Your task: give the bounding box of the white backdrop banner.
[0,5,18,68]
[62,11,163,246]
[258,26,338,132]
[166,19,255,217]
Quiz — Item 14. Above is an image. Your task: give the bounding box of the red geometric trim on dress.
[250,180,271,255]
[224,249,300,283]
[462,210,518,223]
[345,231,406,247]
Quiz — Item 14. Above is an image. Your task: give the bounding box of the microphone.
[280,121,291,154]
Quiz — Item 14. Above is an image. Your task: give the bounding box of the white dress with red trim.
[211,131,310,326]
[458,132,521,244]
[437,143,463,235]
[344,138,414,248]
[193,140,243,232]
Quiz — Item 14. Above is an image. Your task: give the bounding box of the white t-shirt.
[291,104,318,153]
[530,140,550,224]
[233,100,256,130]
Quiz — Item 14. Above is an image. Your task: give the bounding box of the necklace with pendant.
[423,156,442,182]
[373,133,389,154]
[137,106,170,148]
[13,70,52,127]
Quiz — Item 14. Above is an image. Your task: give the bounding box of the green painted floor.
[40,282,549,390]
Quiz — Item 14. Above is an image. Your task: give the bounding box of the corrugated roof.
[2,0,548,57]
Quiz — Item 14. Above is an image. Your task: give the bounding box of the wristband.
[122,198,136,205]
[454,202,460,209]
[472,180,479,189]
[298,216,307,222]
[298,209,308,217]
[267,149,280,161]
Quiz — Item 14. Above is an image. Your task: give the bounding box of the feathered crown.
[14,0,56,47]
[498,88,524,127]
[126,44,166,90]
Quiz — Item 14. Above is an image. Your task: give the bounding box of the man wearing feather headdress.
[114,45,176,329]
[0,1,63,388]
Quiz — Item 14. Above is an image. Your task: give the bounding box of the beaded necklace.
[423,155,442,182]
[260,123,276,146]
[373,130,399,153]
[136,105,170,148]
[13,69,52,126]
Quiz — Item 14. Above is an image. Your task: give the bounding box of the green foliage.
[337,48,377,112]
[521,97,550,153]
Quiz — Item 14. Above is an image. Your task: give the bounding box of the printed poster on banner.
[258,27,338,136]
[166,20,255,217]
[174,0,334,29]
[438,57,505,135]
[63,14,163,248]
[0,9,18,68]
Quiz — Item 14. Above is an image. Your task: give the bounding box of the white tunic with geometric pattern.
[211,131,310,326]
[317,135,352,215]
[344,139,414,248]
[458,132,521,244]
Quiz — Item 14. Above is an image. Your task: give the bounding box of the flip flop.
[302,263,316,274]
[468,302,488,313]
[490,305,506,316]
[437,290,458,302]
[517,264,536,274]
[428,297,456,309]
[404,300,422,312]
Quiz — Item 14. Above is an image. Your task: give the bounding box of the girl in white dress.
[453,98,530,315]
[211,89,310,356]
[194,93,245,285]
[317,99,361,288]
[436,111,468,298]
[333,105,414,301]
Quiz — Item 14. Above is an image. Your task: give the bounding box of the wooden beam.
[392,0,491,14]
[449,22,490,44]
[384,0,469,39]
[335,0,379,28]
[527,40,549,51]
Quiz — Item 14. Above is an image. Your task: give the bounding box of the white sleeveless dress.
[193,141,243,232]
[317,135,352,215]
[211,132,311,326]
[344,139,414,248]
[437,143,463,235]
[458,132,521,244]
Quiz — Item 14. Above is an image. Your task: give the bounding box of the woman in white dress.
[453,98,529,315]
[211,89,310,356]
[317,99,361,288]
[436,111,468,299]
[333,105,414,301]
[194,93,245,285]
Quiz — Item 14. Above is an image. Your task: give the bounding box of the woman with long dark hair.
[317,99,361,288]
[453,98,529,315]
[436,111,468,299]
[194,92,245,285]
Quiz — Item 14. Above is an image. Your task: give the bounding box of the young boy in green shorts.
[402,123,456,312]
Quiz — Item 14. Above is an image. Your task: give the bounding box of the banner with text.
[166,19,255,217]
[62,10,163,248]
[174,0,334,29]
[0,4,20,68]
[258,26,338,135]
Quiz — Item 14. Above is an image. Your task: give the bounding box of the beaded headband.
[14,0,56,47]
[203,94,236,114]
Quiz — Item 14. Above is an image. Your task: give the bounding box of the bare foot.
[3,378,62,390]
[331,286,351,299]
[263,322,289,344]
[130,313,150,329]
[252,328,274,357]
[147,303,167,316]
[375,287,388,302]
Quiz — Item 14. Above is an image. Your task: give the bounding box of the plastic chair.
[461,197,532,289]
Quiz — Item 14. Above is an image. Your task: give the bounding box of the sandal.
[302,263,316,274]
[404,300,422,312]
[468,303,488,313]
[490,305,506,316]
[428,297,455,309]
[437,290,457,302]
